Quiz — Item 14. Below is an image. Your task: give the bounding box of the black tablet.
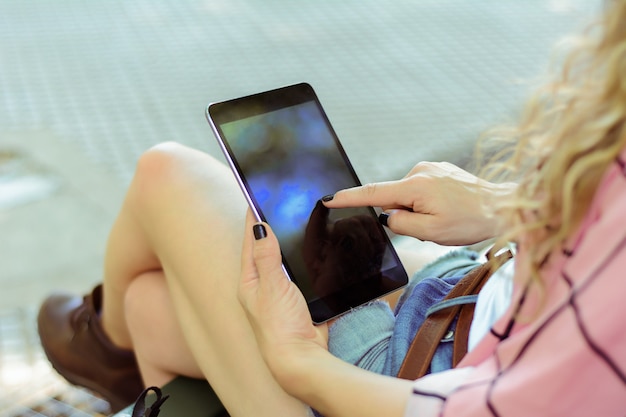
[206,83,408,323]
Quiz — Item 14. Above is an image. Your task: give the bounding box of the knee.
[135,142,188,186]
[129,142,194,207]
[126,141,233,218]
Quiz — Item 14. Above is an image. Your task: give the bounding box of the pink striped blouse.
[405,154,626,416]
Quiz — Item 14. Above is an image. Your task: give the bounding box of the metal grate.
[0,308,112,417]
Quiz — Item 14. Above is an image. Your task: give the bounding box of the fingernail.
[321,194,334,202]
[378,212,390,227]
[253,224,267,240]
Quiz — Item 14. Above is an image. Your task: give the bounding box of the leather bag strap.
[397,250,512,380]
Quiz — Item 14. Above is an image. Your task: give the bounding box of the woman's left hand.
[239,211,417,416]
[239,210,329,384]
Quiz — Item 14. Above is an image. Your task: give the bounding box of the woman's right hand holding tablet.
[323,162,516,246]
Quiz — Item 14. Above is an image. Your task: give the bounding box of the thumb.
[239,209,261,291]
[251,222,290,290]
[381,209,435,240]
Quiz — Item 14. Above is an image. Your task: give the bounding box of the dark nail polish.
[253,224,267,240]
[378,212,390,227]
[321,194,334,202]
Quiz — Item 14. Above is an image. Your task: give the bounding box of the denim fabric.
[327,248,482,376]
[327,300,395,374]
[384,248,482,375]
[383,274,471,376]
[315,250,482,417]
[393,248,482,313]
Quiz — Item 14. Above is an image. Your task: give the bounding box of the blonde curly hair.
[480,1,626,293]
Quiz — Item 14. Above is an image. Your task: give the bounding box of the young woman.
[38,1,626,415]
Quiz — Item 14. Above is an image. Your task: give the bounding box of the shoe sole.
[38,333,132,412]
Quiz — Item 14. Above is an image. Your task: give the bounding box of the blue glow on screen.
[221,101,356,246]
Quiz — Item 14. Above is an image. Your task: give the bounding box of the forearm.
[279,348,413,417]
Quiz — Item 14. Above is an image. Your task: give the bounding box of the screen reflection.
[221,100,397,302]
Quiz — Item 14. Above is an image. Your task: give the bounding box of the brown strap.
[453,302,477,367]
[397,250,512,380]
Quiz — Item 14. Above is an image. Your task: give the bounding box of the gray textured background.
[0,1,598,414]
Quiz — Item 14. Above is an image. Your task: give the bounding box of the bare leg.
[100,142,310,417]
[124,270,202,385]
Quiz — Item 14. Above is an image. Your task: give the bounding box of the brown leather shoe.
[37,285,144,412]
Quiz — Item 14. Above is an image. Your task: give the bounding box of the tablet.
[206,83,408,323]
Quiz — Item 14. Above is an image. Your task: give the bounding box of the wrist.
[482,180,517,237]
[269,343,327,398]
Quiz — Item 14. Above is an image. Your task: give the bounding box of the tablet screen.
[207,83,408,322]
